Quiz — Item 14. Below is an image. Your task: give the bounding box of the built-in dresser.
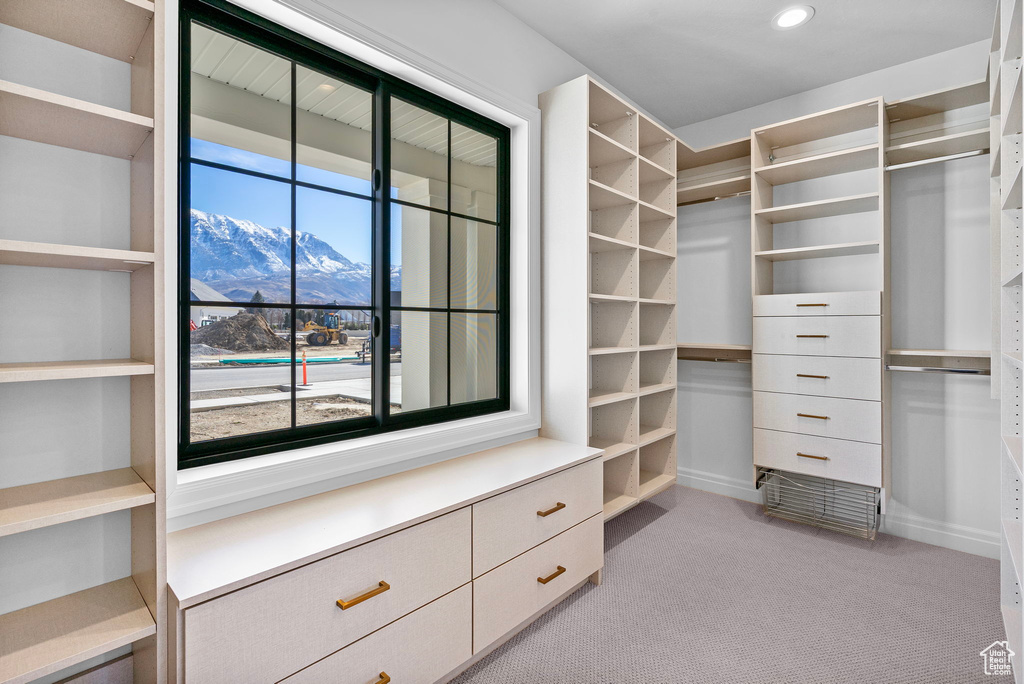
[167,438,604,683]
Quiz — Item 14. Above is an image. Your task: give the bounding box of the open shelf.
[885,128,990,166]
[754,241,880,262]
[591,245,636,298]
[885,349,992,375]
[0,577,156,684]
[753,99,881,151]
[591,399,637,454]
[639,302,675,347]
[602,450,639,520]
[588,389,635,407]
[1005,351,1024,368]
[639,435,676,498]
[639,244,674,261]
[639,255,674,300]
[1004,63,1023,137]
[1006,435,1024,477]
[590,233,635,253]
[603,491,638,519]
[638,115,675,171]
[677,343,753,362]
[591,203,637,244]
[589,128,635,167]
[677,173,751,205]
[0,359,154,384]
[589,81,636,151]
[639,156,674,183]
[589,352,636,408]
[0,468,154,538]
[0,79,154,159]
[754,144,879,186]
[885,79,989,123]
[1006,267,1023,287]
[0,0,156,63]
[589,179,636,211]
[0,240,155,272]
[754,193,879,224]
[591,299,636,349]
[1007,518,1024,591]
[638,425,675,447]
[1004,165,1023,211]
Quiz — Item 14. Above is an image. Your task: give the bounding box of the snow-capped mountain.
[191,209,399,305]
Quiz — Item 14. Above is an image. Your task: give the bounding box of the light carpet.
[452,486,1009,684]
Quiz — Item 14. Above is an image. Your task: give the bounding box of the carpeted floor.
[452,486,1009,684]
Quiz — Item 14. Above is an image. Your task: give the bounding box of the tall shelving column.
[540,75,677,523]
[998,0,1024,676]
[0,1,165,683]
[749,98,889,538]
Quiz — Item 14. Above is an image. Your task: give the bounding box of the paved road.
[191,361,401,391]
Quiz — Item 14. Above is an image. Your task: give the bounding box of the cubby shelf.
[1006,0,1023,60]
[1005,350,1024,368]
[753,100,881,150]
[638,426,675,447]
[603,492,638,519]
[639,245,674,260]
[754,193,879,224]
[589,179,636,211]
[639,156,674,182]
[676,174,751,205]
[592,439,636,462]
[754,144,880,185]
[589,127,635,167]
[0,79,154,159]
[588,389,635,407]
[590,346,636,356]
[1006,518,1024,590]
[0,577,156,684]
[638,343,677,352]
[0,0,155,63]
[638,382,675,396]
[638,471,676,498]
[754,241,880,262]
[1005,268,1022,288]
[589,293,636,304]
[0,468,155,538]
[885,128,990,166]
[0,359,155,384]
[638,200,675,221]
[589,233,635,252]
[0,240,155,272]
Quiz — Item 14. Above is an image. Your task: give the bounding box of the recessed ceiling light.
[316,83,336,92]
[772,5,815,30]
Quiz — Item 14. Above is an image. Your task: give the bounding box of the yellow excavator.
[302,313,349,346]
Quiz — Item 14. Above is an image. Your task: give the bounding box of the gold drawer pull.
[797,452,829,461]
[796,334,828,338]
[797,413,829,420]
[537,502,566,517]
[377,674,391,684]
[796,303,828,307]
[796,373,829,379]
[538,565,566,584]
[336,581,390,610]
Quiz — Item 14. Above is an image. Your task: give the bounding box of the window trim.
[178,0,512,469]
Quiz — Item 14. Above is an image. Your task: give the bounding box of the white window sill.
[167,408,539,531]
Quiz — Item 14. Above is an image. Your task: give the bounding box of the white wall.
[674,44,1000,557]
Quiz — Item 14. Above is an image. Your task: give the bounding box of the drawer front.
[473,514,603,652]
[753,291,881,317]
[752,354,881,401]
[473,459,602,576]
[281,584,472,684]
[754,428,881,487]
[753,391,881,444]
[184,508,471,684]
[753,316,880,358]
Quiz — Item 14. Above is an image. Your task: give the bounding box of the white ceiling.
[493,0,996,128]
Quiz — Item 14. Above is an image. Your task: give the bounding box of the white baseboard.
[677,466,1000,559]
[676,466,760,504]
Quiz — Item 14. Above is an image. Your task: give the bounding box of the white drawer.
[473,514,603,652]
[754,428,882,487]
[753,291,881,317]
[752,354,881,401]
[473,459,602,576]
[753,316,880,358]
[183,508,471,684]
[280,584,472,684]
[753,391,881,444]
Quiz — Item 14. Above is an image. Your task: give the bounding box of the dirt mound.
[190,314,289,352]
[190,343,234,357]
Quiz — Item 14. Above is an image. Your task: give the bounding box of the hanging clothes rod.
[885,364,990,375]
[885,148,988,172]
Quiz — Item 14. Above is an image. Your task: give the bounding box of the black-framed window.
[179,0,510,468]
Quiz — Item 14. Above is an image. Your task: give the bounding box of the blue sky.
[191,139,401,266]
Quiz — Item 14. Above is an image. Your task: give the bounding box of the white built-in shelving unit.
[0,1,165,682]
[541,76,678,520]
[997,0,1024,677]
